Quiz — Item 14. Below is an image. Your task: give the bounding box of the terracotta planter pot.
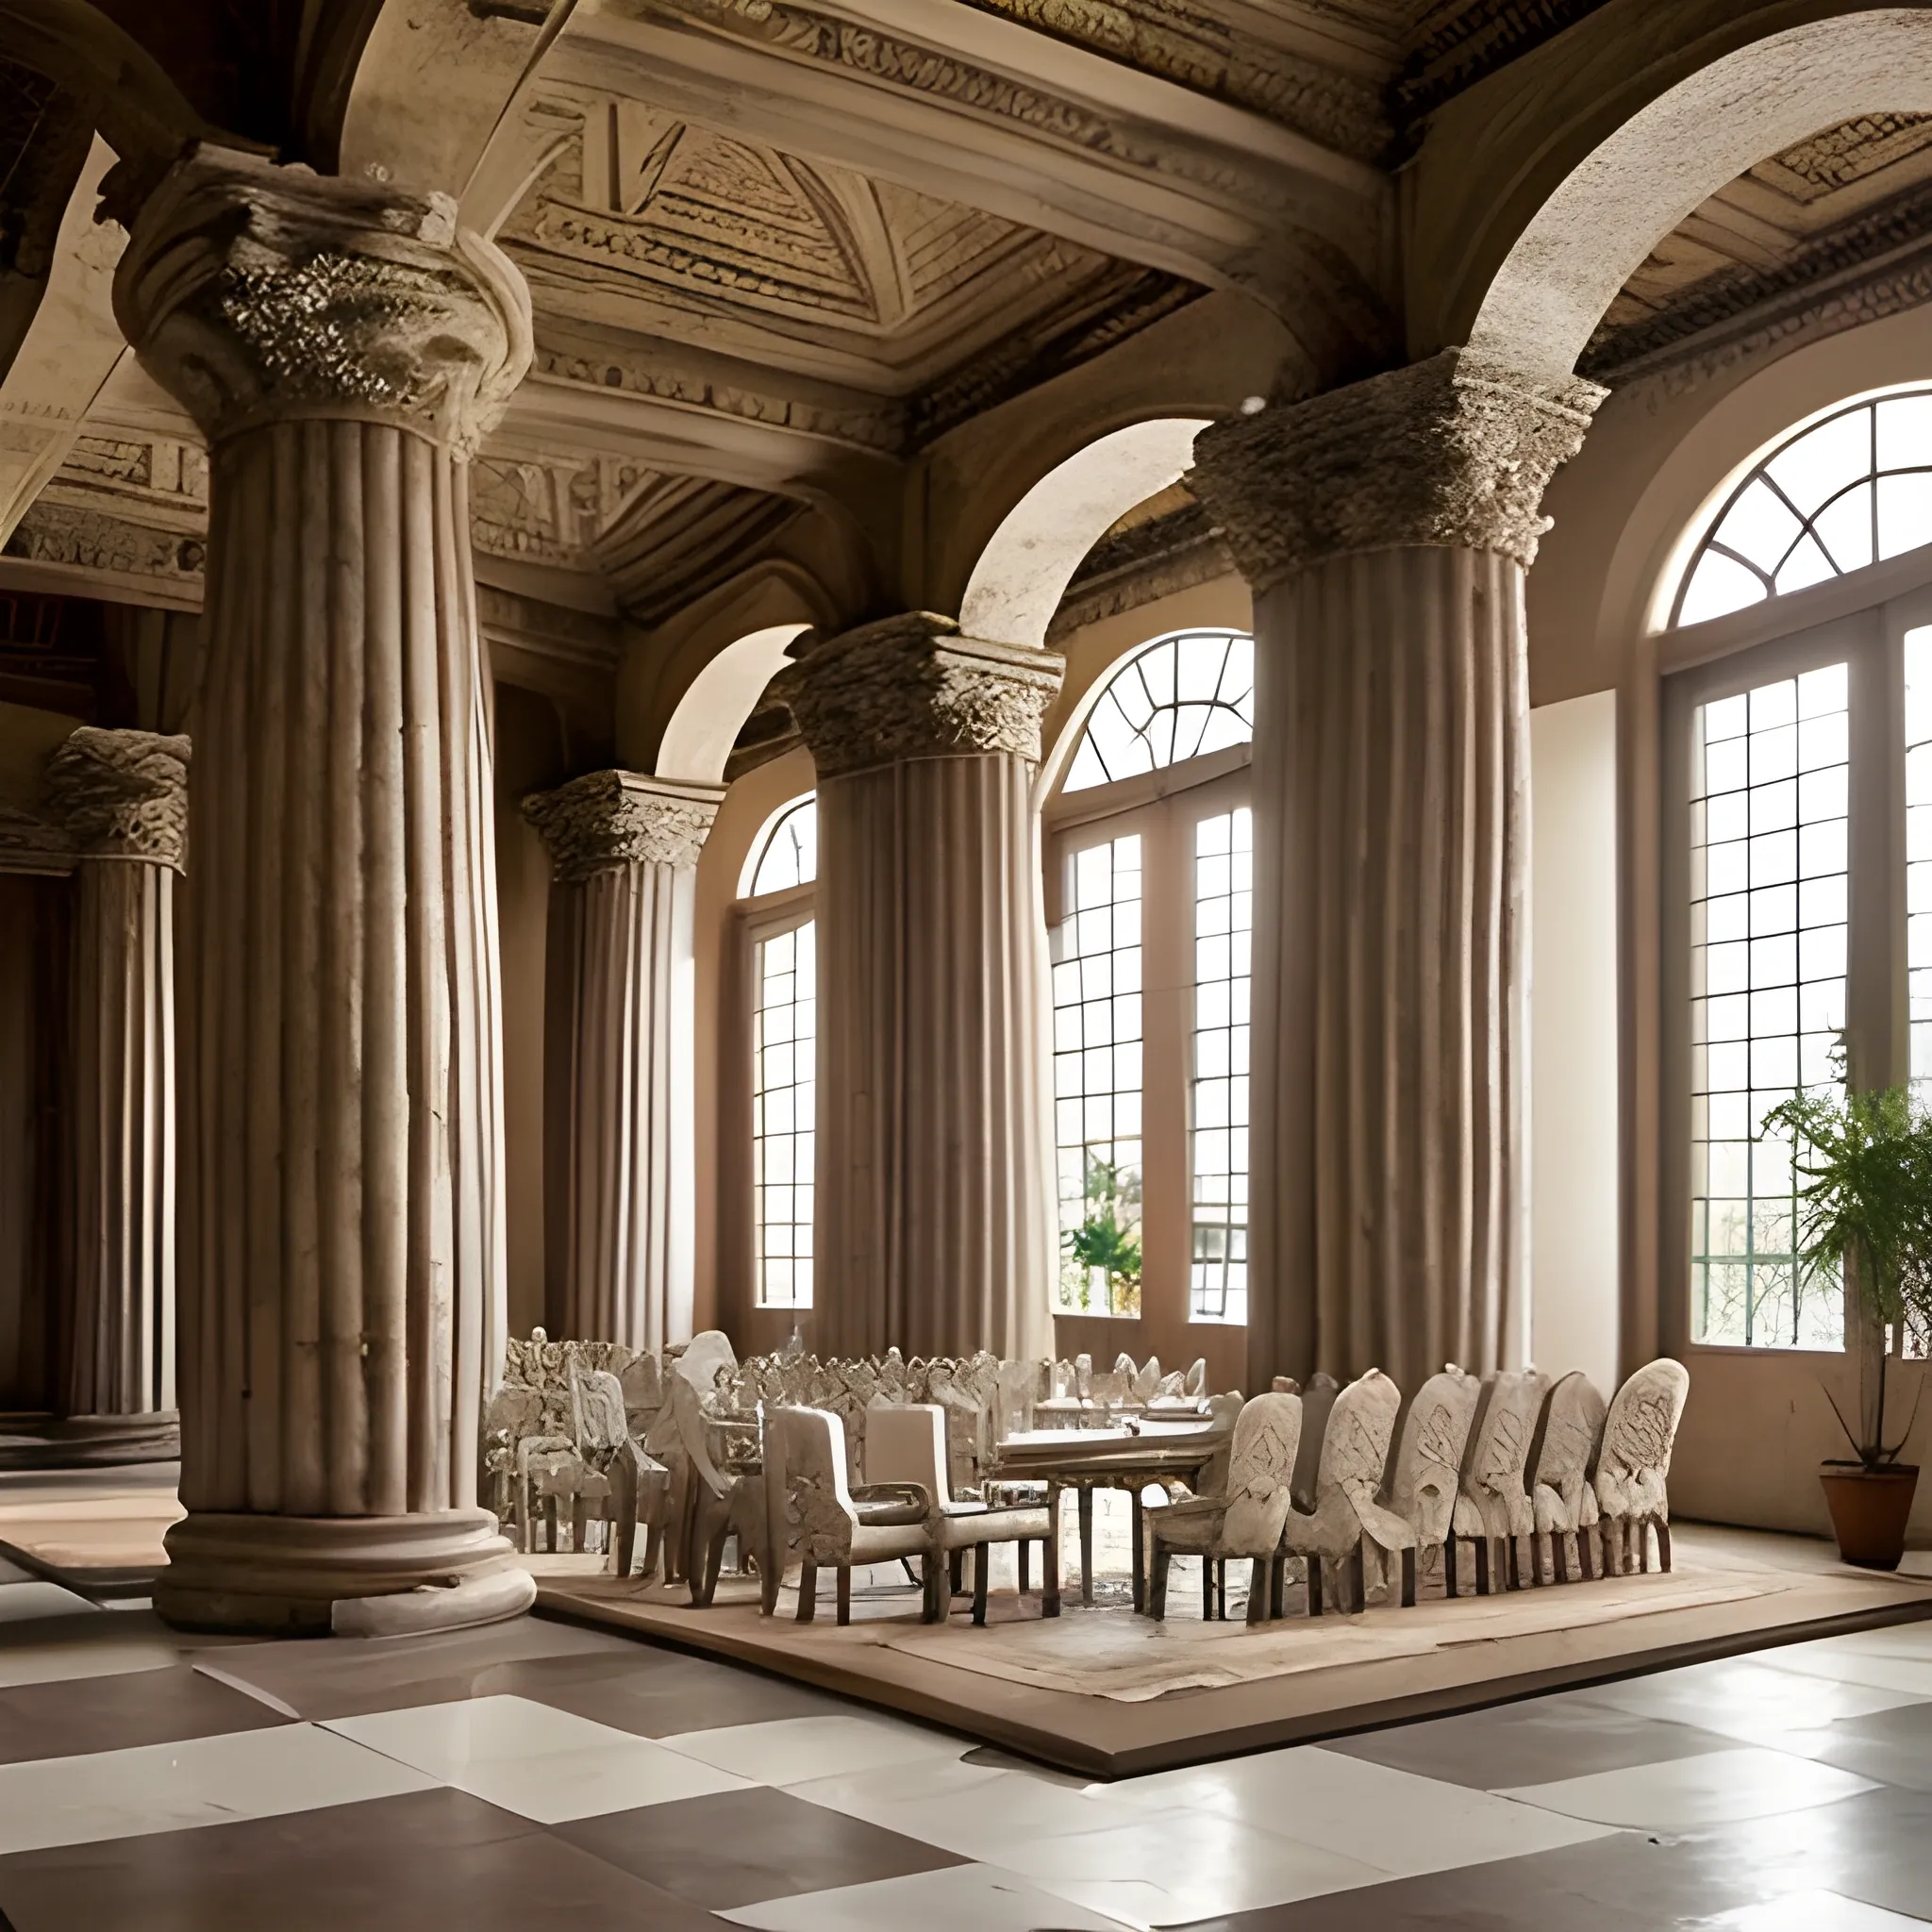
[1819,1464,1919,1570]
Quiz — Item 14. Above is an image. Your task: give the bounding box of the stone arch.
[958,418,1213,650]
[1463,8,1932,381]
[657,625,810,785]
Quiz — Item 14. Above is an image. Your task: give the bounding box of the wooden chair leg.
[1657,1518,1674,1573]
[1078,1487,1095,1606]
[837,1564,853,1625]
[1577,1524,1594,1581]
[1639,1519,1653,1573]
[1474,1536,1491,1596]
[1506,1536,1521,1591]
[973,1545,991,1626]
[1349,1541,1365,1612]
[1400,1545,1417,1609]
[1552,1532,1569,1585]
[1443,1531,1457,1599]
[1202,1553,1215,1622]
[950,1549,965,1596]
[795,1559,817,1623]
[921,1552,944,1624]
[1307,1554,1323,1617]
[1019,1540,1030,1593]
[1245,1556,1268,1626]
[1150,1541,1171,1621]
[1270,1553,1287,1619]
[571,1494,588,1553]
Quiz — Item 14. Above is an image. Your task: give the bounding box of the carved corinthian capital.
[775,613,1064,779]
[524,771,724,883]
[112,145,532,453]
[1188,349,1607,589]
[45,727,192,870]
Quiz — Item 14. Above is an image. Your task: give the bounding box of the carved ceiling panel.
[498,87,1182,397]
[1586,114,1932,378]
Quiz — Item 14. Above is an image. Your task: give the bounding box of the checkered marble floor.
[5,1550,1932,1929]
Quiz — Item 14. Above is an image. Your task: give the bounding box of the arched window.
[1047,628,1255,1329]
[1674,389,1932,626]
[741,793,816,1309]
[1665,385,1932,1354]
[745,795,817,896]
[1061,628,1254,791]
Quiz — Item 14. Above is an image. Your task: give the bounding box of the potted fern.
[1760,1083,1932,1568]
[1064,1154,1142,1317]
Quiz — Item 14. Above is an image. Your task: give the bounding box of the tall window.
[1907,627,1932,1092]
[1688,667,1848,1349]
[1052,835,1144,1315]
[1675,389,1932,626]
[1191,808,1252,1323]
[1047,627,1254,1324]
[743,796,816,1309]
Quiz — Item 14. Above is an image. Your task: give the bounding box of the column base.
[0,1411,181,1471]
[155,1508,536,1637]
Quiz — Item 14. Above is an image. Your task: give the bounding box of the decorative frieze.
[1188,349,1605,590]
[111,146,531,453]
[524,769,724,881]
[774,613,1064,779]
[44,727,191,871]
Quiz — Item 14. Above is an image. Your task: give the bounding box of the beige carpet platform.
[534,1524,1932,1777]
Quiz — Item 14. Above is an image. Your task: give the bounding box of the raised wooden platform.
[533,1525,1932,1778]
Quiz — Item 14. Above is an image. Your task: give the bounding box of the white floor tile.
[325,1693,754,1824]
[0,1723,436,1855]
[991,1807,1388,1928]
[1099,1742,1620,1879]
[718,1861,1136,1932]
[1751,1641,1932,1700]
[789,1754,1127,1859]
[0,1635,183,1689]
[1702,1890,1931,1930]
[1582,1657,1929,1750]
[658,1713,967,1784]
[0,1580,102,1623]
[1500,1744,1880,1828]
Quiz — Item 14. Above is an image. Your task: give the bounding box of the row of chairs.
[1147,1359,1690,1624]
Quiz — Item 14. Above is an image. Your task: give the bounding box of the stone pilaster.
[43,727,189,1459]
[114,145,534,1634]
[523,771,723,1353]
[1188,350,1605,1394]
[774,613,1062,1361]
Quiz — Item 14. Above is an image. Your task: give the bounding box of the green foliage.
[1063,1153,1142,1316]
[1759,1083,1932,1465]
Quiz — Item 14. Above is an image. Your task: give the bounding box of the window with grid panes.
[1191,808,1252,1323]
[1688,667,1848,1350]
[743,796,817,1310]
[1051,835,1144,1315]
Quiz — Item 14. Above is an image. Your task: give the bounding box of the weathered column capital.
[112,144,532,454]
[774,612,1064,780]
[523,771,724,883]
[1188,349,1607,590]
[45,727,192,871]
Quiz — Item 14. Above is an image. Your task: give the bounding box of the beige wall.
[1529,691,1621,1397]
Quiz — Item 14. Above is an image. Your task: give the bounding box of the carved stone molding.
[775,613,1063,779]
[1188,349,1606,589]
[524,769,724,880]
[112,146,533,453]
[44,727,192,870]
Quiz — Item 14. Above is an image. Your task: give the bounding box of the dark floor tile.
[1790,1696,1932,1793]
[1324,1693,1734,1790]
[0,1664,286,1764]
[1169,1828,1751,1930]
[514,1648,861,1737]
[0,1561,31,1588]
[556,1784,966,1907]
[0,1788,719,1932]
[1179,1780,1932,1930]
[189,1613,647,1719]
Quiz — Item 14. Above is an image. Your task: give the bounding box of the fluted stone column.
[1189,350,1604,1395]
[114,147,534,1634]
[44,728,189,1462]
[524,771,723,1352]
[775,614,1061,1361]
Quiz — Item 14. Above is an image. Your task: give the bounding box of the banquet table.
[990,1422,1232,1615]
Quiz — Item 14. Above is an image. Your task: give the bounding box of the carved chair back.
[1222,1391,1303,1554]
[764,1405,858,1567]
[862,1404,951,1511]
[1459,1367,1548,1536]
[1384,1365,1482,1544]
[1595,1358,1690,1517]
[1527,1372,1608,1515]
[1315,1370,1402,1517]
